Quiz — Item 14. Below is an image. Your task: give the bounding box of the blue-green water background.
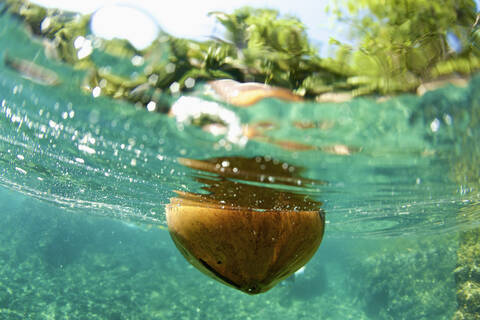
[0,6,479,320]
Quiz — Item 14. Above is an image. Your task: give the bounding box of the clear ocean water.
[0,5,479,320]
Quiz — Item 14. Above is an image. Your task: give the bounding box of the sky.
[30,0,340,52]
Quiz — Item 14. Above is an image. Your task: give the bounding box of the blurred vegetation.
[2,0,480,106]
[328,0,480,95]
[2,0,91,65]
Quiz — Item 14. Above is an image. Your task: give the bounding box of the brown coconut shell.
[166,156,325,294]
[166,196,324,294]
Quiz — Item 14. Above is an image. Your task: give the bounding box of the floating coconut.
[166,156,325,294]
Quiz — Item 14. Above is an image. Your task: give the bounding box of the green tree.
[210,7,349,94]
[329,0,479,94]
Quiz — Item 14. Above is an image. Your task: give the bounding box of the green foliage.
[209,7,347,91]
[5,1,354,103]
[329,0,479,94]
[4,0,90,64]
[82,7,353,103]
[5,0,480,104]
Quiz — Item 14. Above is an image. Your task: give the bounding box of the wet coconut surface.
[166,156,325,294]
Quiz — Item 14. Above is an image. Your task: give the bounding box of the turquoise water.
[0,6,479,320]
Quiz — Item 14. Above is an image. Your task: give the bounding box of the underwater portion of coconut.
[166,197,324,294]
[165,156,325,294]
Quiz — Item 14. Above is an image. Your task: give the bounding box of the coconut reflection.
[166,156,325,294]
